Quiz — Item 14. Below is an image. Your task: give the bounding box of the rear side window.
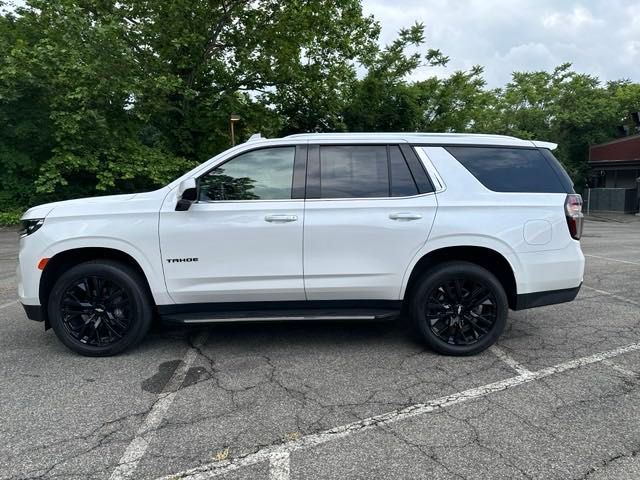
[319,146,389,198]
[390,146,419,197]
[446,147,569,193]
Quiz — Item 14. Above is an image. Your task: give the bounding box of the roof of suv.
[281,132,556,150]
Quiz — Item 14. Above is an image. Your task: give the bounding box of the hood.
[22,193,138,220]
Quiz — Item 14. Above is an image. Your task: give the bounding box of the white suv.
[18,133,585,356]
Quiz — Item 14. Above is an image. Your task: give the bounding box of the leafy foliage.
[0,209,22,226]
[1,1,639,211]
[0,0,378,203]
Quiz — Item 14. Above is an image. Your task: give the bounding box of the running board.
[159,306,401,325]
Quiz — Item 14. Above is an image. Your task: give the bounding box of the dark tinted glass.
[402,145,434,193]
[198,147,295,201]
[319,146,389,198]
[446,147,568,193]
[390,146,419,197]
[539,148,575,192]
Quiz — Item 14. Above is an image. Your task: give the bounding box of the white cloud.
[488,43,557,84]
[542,6,602,31]
[624,41,640,62]
[361,0,640,87]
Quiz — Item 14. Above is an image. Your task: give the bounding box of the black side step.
[158,301,402,325]
[158,300,402,323]
[161,309,399,324]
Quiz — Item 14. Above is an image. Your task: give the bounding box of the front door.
[159,145,306,304]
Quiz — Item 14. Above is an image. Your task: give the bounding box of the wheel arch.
[402,246,518,310]
[39,247,157,327]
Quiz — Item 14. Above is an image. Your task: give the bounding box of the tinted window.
[198,147,295,201]
[402,145,435,193]
[539,148,575,192]
[390,146,419,197]
[446,147,568,193]
[319,146,388,198]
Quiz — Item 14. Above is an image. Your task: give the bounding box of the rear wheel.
[48,260,153,356]
[410,261,507,356]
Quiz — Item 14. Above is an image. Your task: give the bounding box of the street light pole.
[229,114,241,146]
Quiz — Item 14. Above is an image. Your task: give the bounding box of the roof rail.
[285,132,521,140]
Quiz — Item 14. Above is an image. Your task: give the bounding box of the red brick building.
[589,134,640,188]
[587,134,640,213]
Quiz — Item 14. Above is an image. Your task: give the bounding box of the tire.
[410,261,508,356]
[48,260,153,356]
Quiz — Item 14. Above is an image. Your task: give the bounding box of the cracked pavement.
[1,218,640,479]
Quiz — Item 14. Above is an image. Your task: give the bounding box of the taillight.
[565,194,584,240]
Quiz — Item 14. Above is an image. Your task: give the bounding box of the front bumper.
[513,283,582,310]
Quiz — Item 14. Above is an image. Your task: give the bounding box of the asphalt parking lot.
[2,218,640,480]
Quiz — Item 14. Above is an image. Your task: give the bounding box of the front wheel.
[410,261,508,356]
[48,260,153,356]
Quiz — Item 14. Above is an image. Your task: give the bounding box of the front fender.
[41,235,172,305]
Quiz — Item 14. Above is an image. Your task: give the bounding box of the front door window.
[198,147,296,201]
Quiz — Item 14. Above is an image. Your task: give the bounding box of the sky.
[361,0,640,87]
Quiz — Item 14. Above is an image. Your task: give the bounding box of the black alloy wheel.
[425,278,498,346]
[411,261,507,356]
[59,275,133,347]
[48,260,153,356]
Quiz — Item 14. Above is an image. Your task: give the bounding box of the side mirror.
[175,178,197,211]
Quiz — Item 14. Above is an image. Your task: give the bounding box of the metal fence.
[586,188,638,214]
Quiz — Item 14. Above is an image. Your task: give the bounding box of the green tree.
[414,66,496,133]
[2,0,639,215]
[0,7,54,209]
[612,82,640,133]
[488,64,621,185]
[0,0,379,205]
[343,23,448,132]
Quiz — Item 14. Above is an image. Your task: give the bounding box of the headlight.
[19,218,45,237]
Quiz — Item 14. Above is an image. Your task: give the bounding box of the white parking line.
[582,285,640,308]
[268,451,290,480]
[602,359,637,378]
[490,345,532,376]
[0,300,18,310]
[155,341,640,480]
[585,254,640,267]
[109,331,209,480]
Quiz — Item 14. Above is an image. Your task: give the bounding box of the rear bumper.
[22,303,45,322]
[512,242,585,295]
[513,283,582,310]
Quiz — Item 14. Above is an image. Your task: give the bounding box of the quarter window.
[445,146,569,193]
[198,147,295,201]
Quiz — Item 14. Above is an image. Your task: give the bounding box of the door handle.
[265,214,298,223]
[389,212,422,221]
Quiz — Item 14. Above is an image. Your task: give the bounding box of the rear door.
[303,143,438,300]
